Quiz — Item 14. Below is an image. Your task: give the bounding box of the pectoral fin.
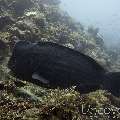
[32,73,49,84]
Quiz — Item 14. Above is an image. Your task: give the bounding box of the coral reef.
[0,0,120,119]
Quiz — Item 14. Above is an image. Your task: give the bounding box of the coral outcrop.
[0,0,120,119]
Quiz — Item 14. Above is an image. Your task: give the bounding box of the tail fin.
[103,72,120,97]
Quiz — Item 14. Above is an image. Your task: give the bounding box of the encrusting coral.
[0,0,120,119]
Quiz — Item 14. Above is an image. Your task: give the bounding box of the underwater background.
[61,0,120,46]
[0,0,120,119]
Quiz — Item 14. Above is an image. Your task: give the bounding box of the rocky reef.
[0,0,120,119]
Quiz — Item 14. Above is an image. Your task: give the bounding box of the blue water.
[60,0,120,46]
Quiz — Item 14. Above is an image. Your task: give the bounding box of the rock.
[0,16,14,30]
[0,40,8,62]
[8,0,34,16]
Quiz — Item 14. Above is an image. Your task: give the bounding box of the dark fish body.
[8,41,120,96]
